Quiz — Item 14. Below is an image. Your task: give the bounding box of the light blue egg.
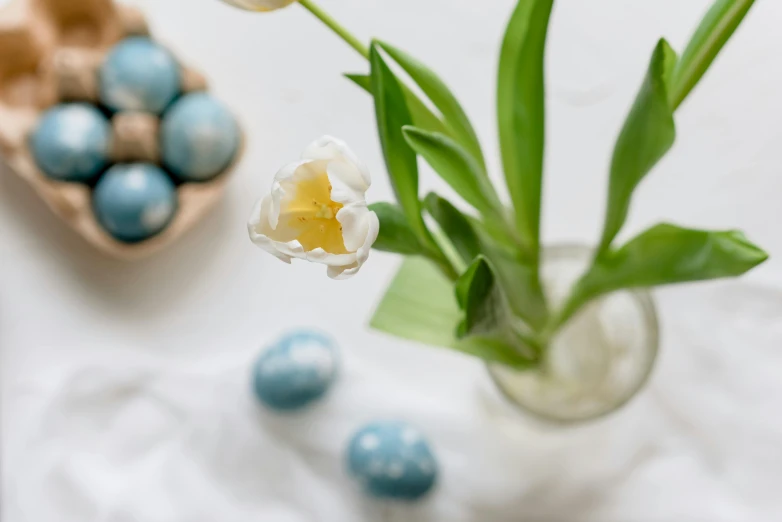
[160,93,240,182]
[92,163,177,243]
[99,37,181,114]
[30,103,111,183]
[252,330,339,411]
[347,421,438,501]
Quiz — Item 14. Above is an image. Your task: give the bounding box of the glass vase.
[487,245,659,425]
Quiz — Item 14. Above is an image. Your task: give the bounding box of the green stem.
[298,0,370,59]
[433,235,467,277]
[536,283,588,345]
[430,254,460,282]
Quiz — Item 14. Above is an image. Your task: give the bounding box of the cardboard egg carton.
[0,0,243,259]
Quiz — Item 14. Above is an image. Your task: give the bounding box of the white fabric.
[3,0,782,521]
[4,283,782,521]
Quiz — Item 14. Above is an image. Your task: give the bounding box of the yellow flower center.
[280,172,348,254]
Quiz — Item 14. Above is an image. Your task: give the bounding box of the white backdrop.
[2,0,782,521]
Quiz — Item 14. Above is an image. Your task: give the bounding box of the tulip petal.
[326,212,378,279]
[248,197,294,263]
[356,211,380,266]
[327,160,370,205]
[303,247,357,267]
[328,263,360,280]
[337,203,371,252]
[269,160,309,228]
[304,135,371,189]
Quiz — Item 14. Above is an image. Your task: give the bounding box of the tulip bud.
[220,0,296,12]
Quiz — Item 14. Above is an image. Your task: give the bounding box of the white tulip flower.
[248,136,380,280]
[220,0,296,12]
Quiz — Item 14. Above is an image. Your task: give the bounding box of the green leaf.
[404,127,499,216]
[453,255,541,359]
[369,202,424,256]
[370,257,536,369]
[454,256,499,337]
[376,40,485,166]
[345,73,450,139]
[455,214,549,331]
[597,2,755,253]
[424,193,480,265]
[597,39,677,254]
[497,0,554,258]
[371,257,461,348]
[481,243,548,332]
[344,73,372,92]
[369,46,430,245]
[669,0,756,110]
[559,223,769,327]
[588,223,768,290]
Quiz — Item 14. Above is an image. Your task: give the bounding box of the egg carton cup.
[0,0,243,260]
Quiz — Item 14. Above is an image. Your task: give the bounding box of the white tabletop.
[3,0,782,521]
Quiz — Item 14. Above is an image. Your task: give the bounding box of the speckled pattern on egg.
[92,163,178,243]
[161,92,240,182]
[252,330,339,411]
[347,421,438,501]
[99,37,181,114]
[30,103,111,183]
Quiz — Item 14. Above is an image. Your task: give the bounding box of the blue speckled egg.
[160,93,240,182]
[99,37,180,114]
[347,421,438,501]
[92,163,177,243]
[30,103,110,183]
[252,330,339,411]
